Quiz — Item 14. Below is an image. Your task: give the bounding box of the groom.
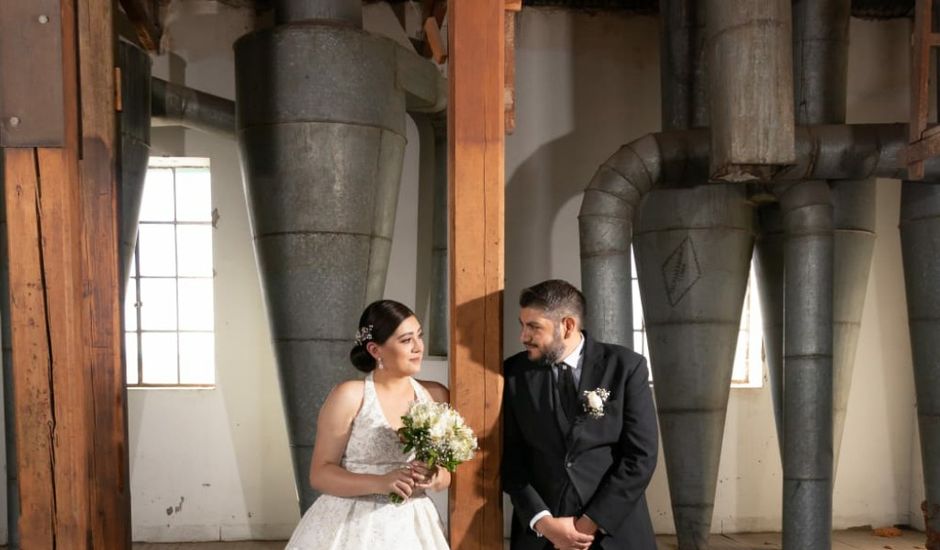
[502,279,658,550]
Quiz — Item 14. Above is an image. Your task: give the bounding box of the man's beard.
[536,326,566,366]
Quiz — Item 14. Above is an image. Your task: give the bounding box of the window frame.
[125,158,216,389]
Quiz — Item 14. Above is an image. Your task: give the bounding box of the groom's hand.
[535,516,594,550]
[574,515,599,536]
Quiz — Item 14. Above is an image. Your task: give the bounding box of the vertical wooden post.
[448,1,505,549]
[2,0,130,547]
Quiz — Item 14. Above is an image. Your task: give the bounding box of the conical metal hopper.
[634,183,754,549]
[234,15,409,510]
[117,41,152,289]
[899,180,940,550]
[755,179,876,472]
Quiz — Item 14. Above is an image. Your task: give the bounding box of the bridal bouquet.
[389,400,478,503]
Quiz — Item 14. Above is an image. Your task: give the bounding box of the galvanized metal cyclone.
[634,184,754,549]
[118,41,153,289]
[235,21,408,511]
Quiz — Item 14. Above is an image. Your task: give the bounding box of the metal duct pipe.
[120,42,153,289]
[0,159,19,550]
[582,122,938,356]
[151,77,235,139]
[235,17,441,510]
[777,181,834,550]
[899,181,940,550]
[635,185,754,550]
[660,0,708,130]
[274,0,362,26]
[792,0,850,125]
[705,0,795,181]
[428,113,448,357]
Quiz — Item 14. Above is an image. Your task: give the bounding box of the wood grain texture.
[448,1,505,548]
[1,0,129,545]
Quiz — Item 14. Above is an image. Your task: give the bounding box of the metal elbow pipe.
[578,133,663,347]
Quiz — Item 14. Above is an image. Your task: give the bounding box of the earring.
[377,357,384,369]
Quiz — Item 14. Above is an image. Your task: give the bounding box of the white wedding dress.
[285,373,450,550]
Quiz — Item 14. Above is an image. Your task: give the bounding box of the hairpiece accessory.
[355,324,374,346]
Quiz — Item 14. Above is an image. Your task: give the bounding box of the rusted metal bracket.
[907,0,940,180]
[0,0,66,147]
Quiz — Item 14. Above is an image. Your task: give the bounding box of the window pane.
[175,168,212,222]
[632,283,644,329]
[141,332,178,384]
[124,281,138,331]
[125,333,139,385]
[176,225,213,277]
[137,224,177,277]
[732,330,748,382]
[139,168,175,222]
[178,279,214,331]
[140,278,177,330]
[179,333,215,384]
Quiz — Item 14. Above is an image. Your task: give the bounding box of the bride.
[285,300,451,550]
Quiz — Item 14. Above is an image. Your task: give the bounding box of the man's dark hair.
[519,279,586,325]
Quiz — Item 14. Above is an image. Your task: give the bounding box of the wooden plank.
[908,0,932,179]
[1,0,128,545]
[424,17,447,64]
[505,11,517,134]
[77,0,132,545]
[3,148,56,550]
[448,1,505,549]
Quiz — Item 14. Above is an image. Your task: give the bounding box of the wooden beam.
[78,0,132,544]
[2,0,130,546]
[908,0,934,179]
[448,1,505,549]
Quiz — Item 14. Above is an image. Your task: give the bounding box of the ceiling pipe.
[150,77,236,139]
[273,0,361,26]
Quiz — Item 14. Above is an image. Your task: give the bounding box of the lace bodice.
[341,373,432,475]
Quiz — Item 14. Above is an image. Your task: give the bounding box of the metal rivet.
[9,117,20,127]
[38,14,49,24]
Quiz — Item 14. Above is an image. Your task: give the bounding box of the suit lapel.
[568,336,607,446]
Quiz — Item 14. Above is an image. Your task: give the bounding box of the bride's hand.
[410,461,448,492]
[377,467,415,500]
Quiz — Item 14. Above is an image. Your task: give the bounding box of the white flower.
[582,387,610,419]
[586,392,604,410]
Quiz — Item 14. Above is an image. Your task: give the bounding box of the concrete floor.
[129,528,929,550]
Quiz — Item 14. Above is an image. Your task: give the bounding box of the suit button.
[566,461,573,468]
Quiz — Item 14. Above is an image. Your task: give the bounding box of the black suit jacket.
[502,335,658,550]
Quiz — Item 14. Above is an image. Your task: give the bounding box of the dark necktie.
[557,363,578,421]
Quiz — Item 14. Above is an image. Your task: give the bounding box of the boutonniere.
[582,388,611,419]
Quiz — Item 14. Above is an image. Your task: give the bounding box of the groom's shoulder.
[591,338,646,368]
[503,350,534,376]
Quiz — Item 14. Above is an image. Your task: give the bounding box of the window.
[125,158,216,387]
[631,250,764,388]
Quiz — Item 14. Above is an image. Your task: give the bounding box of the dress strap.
[409,377,434,403]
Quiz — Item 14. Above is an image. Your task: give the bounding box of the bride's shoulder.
[324,379,366,411]
[416,379,450,403]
